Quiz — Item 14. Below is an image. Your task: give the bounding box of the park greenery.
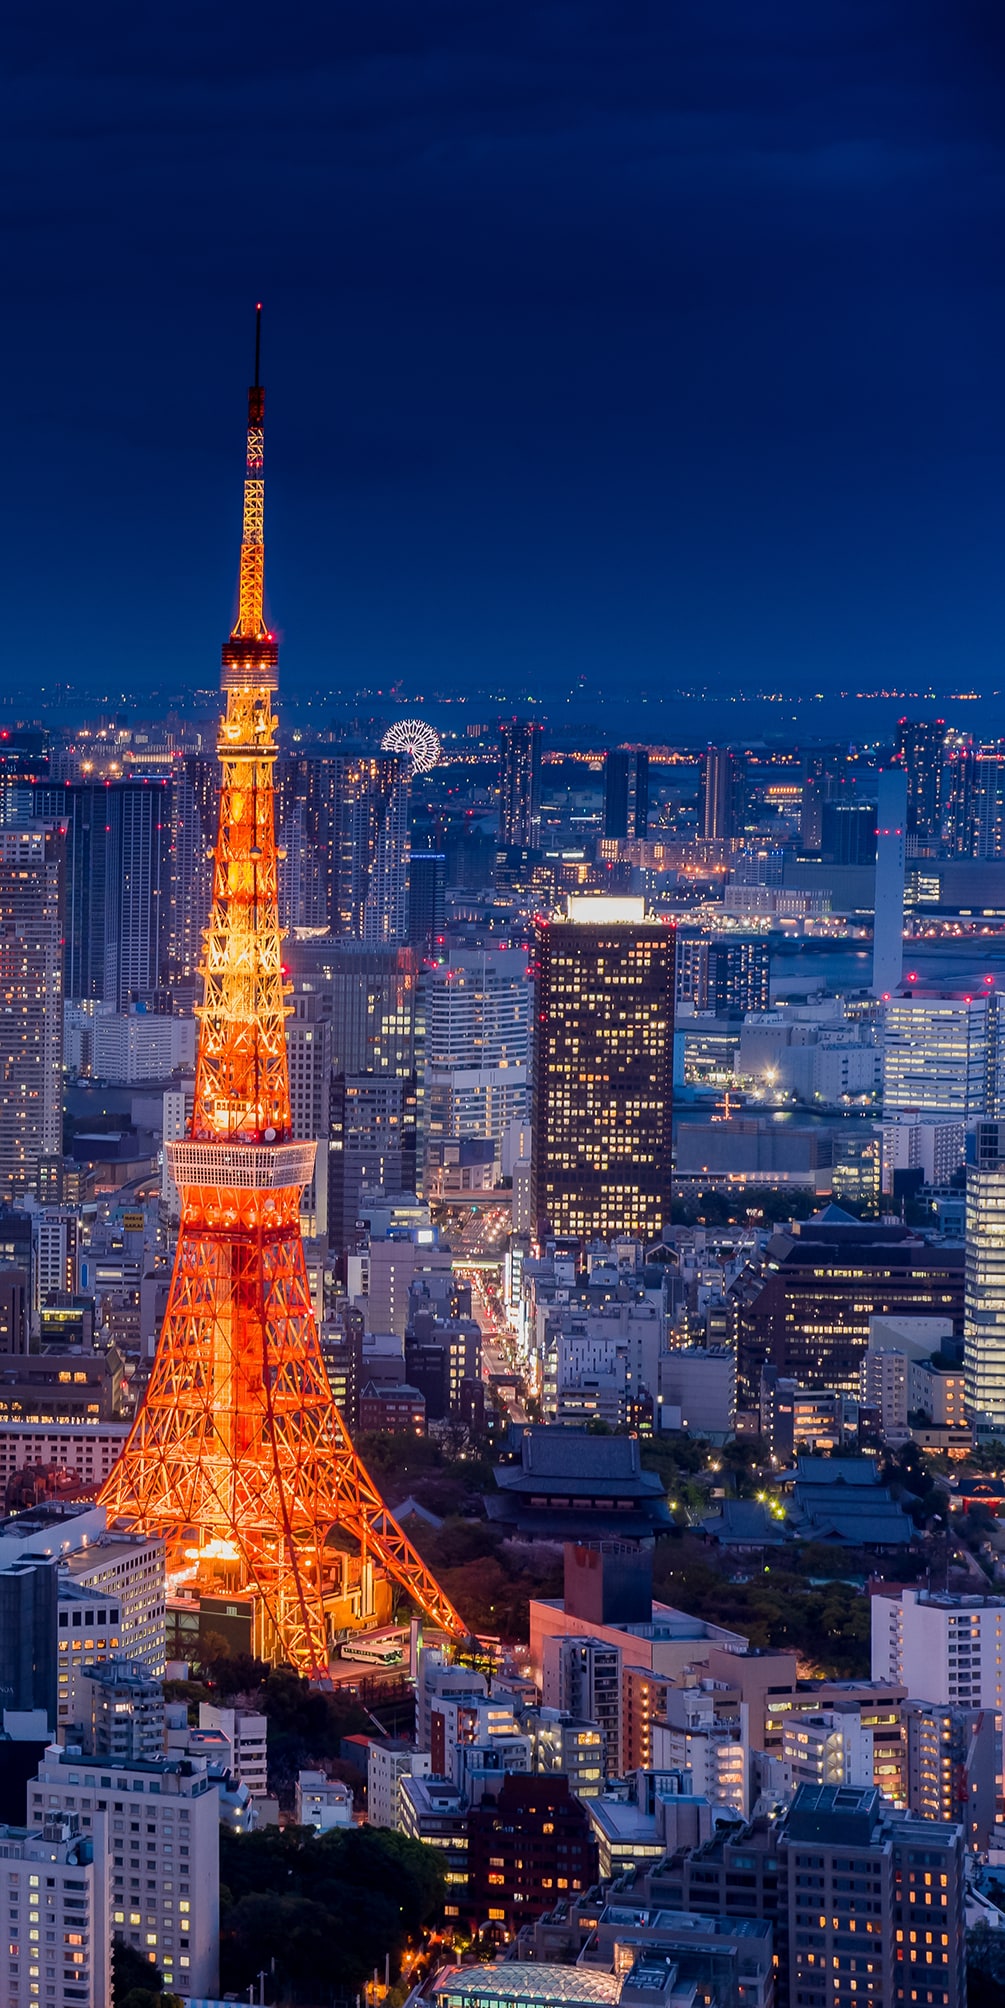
[218,1823,445,2004]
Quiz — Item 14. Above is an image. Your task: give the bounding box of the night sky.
[3,1,1005,722]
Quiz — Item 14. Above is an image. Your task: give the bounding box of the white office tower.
[882,993,990,1122]
[872,1586,1005,1709]
[421,948,532,1162]
[30,1745,219,2000]
[0,1809,109,2008]
[966,1120,1005,1427]
[871,768,906,998]
[61,1533,166,1674]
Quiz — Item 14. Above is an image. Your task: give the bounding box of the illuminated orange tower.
[101,312,463,1670]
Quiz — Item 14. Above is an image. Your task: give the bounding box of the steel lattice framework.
[101,312,465,1671]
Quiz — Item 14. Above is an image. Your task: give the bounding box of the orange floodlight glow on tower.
[100,313,464,1671]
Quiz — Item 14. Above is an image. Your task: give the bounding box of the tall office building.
[532,898,675,1244]
[329,1073,418,1254]
[0,826,64,1202]
[167,754,216,985]
[407,850,446,960]
[604,748,649,841]
[965,1120,1005,1427]
[882,993,990,1121]
[421,947,532,1154]
[904,1699,1001,1852]
[894,718,946,850]
[288,940,418,1076]
[498,717,543,846]
[329,753,410,943]
[63,780,170,1007]
[0,1554,58,1727]
[701,746,745,843]
[820,800,876,865]
[778,1783,964,2008]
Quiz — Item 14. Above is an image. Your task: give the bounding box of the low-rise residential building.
[295,1770,353,1832]
[367,1739,432,1829]
[78,1660,165,1763]
[467,1772,599,1932]
[398,1775,469,1917]
[197,1704,268,1798]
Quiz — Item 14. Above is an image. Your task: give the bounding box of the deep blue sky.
[3,1,1005,721]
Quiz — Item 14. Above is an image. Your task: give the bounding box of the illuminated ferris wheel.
[381,718,442,774]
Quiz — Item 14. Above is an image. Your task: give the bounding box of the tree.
[112,1934,183,2008]
[219,1825,445,2003]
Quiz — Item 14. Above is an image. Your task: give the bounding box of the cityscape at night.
[2,5,1005,2008]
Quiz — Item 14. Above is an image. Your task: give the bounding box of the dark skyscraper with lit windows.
[532,898,674,1246]
[604,746,649,841]
[894,717,946,851]
[498,717,543,846]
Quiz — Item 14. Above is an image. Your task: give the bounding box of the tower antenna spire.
[254,301,262,391]
[100,322,465,1673]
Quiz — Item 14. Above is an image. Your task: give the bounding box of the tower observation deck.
[100,313,464,1671]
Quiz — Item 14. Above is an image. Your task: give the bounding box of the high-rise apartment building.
[498,717,543,847]
[0,826,64,1203]
[331,754,410,944]
[543,1636,622,1776]
[30,1745,219,2000]
[972,741,1005,859]
[167,755,215,985]
[894,718,947,850]
[675,933,770,1017]
[532,900,674,1245]
[904,1699,1002,1853]
[965,1119,1005,1426]
[604,748,649,841]
[62,780,170,1008]
[872,1586,1005,1711]
[701,746,745,843]
[0,1810,110,2008]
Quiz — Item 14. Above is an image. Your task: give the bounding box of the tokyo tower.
[101,312,464,1671]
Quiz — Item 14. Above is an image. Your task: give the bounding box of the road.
[456,1263,529,1426]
